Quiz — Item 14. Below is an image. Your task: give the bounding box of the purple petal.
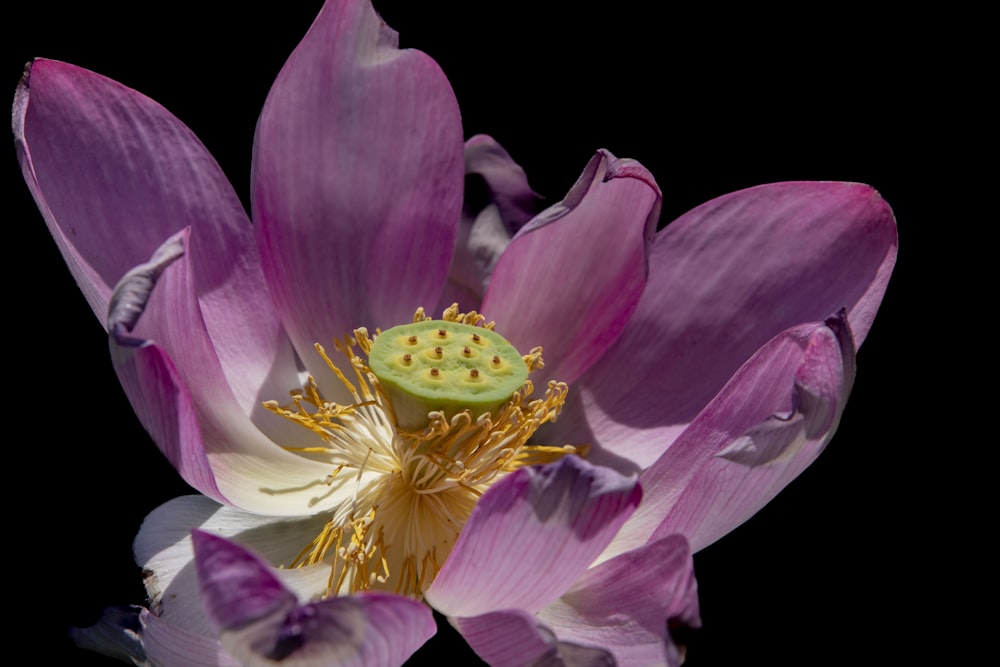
[482,150,660,385]
[14,58,298,418]
[437,135,543,313]
[557,181,897,468]
[605,313,855,555]
[538,535,700,667]
[426,456,640,617]
[253,0,464,372]
[451,609,614,667]
[193,531,435,667]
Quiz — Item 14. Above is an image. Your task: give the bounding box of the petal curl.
[482,151,660,386]
[426,456,640,617]
[14,58,299,418]
[109,231,346,515]
[559,181,896,468]
[538,535,700,667]
[193,531,436,667]
[253,0,464,379]
[603,313,855,556]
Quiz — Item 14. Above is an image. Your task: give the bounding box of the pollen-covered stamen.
[264,305,578,598]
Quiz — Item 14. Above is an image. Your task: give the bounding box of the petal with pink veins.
[14,58,299,419]
[482,150,661,386]
[450,609,614,667]
[602,313,855,556]
[538,535,700,667]
[425,455,640,617]
[192,531,436,667]
[556,181,897,468]
[110,230,364,516]
[253,0,464,381]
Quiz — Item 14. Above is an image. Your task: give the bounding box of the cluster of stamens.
[262,305,576,598]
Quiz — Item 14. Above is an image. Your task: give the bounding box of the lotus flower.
[14,0,897,665]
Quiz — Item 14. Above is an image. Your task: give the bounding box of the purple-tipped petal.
[451,609,614,667]
[437,135,543,313]
[538,535,700,667]
[482,150,660,385]
[193,531,435,667]
[14,58,299,418]
[253,0,464,373]
[558,181,896,468]
[605,313,855,555]
[426,456,640,617]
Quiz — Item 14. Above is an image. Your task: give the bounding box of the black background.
[6,2,971,666]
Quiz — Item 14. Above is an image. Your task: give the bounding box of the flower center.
[263,305,577,598]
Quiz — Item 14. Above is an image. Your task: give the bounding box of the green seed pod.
[368,319,529,430]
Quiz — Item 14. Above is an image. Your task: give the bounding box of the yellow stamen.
[263,305,579,598]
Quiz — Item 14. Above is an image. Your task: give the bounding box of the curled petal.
[426,456,640,617]
[538,535,700,667]
[482,150,661,385]
[559,181,897,468]
[253,0,464,378]
[451,609,614,667]
[109,231,340,514]
[604,313,855,556]
[193,531,436,667]
[15,58,298,418]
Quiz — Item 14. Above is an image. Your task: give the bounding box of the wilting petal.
[14,58,299,418]
[426,456,640,617]
[141,609,241,667]
[253,0,464,376]
[193,532,435,667]
[451,609,614,667]
[604,313,855,556]
[482,150,660,386]
[437,135,543,312]
[558,181,896,468]
[538,535,700,667]
[109,231,342,515]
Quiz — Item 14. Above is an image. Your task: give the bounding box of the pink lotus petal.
[14,58,299,419]
[538,535,700,667]
[253,0,464,378]
[109,230,345,515]
[193,531,435,667]
[557,181,896,468]
[605,313,855,556]
[426,456,640,617]
[451,609,614,667]
[482,150,661,385]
